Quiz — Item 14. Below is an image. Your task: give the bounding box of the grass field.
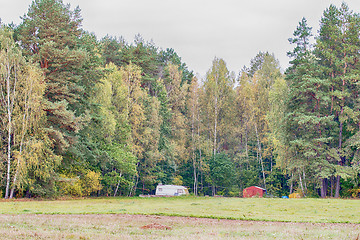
[0,196,359,223]
[0,196,359,239]
[0,214,359,239]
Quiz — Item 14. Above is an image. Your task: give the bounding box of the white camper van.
[155,184,189,196]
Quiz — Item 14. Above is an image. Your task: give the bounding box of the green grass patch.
[0,196,359,223]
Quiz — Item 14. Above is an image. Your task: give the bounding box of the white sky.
[1,0,360,77]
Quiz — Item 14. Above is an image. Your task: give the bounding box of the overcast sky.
[1,0,360,77]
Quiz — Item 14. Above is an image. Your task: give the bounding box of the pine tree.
[286,17,334,197]
[16,0,88,154]
[315,3,360,197]
[100,35,125,66]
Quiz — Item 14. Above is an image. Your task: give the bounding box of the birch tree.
[202,58,234,194]
[0,27,21,199]
[0,26,46,198]
[187,77,200,195]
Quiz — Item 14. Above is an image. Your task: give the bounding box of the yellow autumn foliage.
[80,171,102,196]
[58,171,102,197]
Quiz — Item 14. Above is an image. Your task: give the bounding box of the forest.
[1,0,360,199]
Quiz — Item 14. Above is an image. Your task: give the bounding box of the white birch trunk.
[290,172,293,194]
[299,173,304,196]
[197,111,202,194]
[254,123,266,190]
[10,75,34,198]
[302,168,307,196]
[5,61,13,199]
[192,107,197,196]
[213,94,217,158]
[114,172,123,197]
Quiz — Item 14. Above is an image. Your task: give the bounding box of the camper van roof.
[157,185,186,188]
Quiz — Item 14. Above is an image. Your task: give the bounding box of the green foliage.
[0,25,62,198]
[101,171,133,196]
[16,0,88,154]
[265,168,288,197]
[281,4,360,198]
[284,16,331,196]
[105,144,137,177]
[209,153,236,193]
[3,1,360,199]
[100,35,124,66]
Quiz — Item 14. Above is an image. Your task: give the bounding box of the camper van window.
[158,188,162,192]
[177,189,183,193]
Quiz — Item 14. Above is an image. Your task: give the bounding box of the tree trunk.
[290,173,293,194]
[10,81,33,199]
[335,175,340,198]
[193,161,197,196]
[254,123,266,190]
[199,148,203,194]
[113,172,122,197]
[191,103,197,196]
[335,64,346,198]
[198,115,203,194]
[5,64,12,199]
[299,173,305,196]
[245,126,249,159]
[128,173,139,197]
[302,168,307,196]
[321,178,327,198]
[244,96,249,160]
[213,94,217,158]
[5,113,11,199]
[196,96,201,195]
[335,119,343,198]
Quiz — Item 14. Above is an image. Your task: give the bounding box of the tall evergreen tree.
[16,0,88,154]
[285,17,333,197]
[315,3,360,197]
[100,35,125,66]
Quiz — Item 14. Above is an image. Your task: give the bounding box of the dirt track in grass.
[0,214,359,239]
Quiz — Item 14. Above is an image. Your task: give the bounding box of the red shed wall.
[243,187,264,198]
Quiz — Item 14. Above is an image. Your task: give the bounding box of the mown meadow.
[0,196,359,223]
[0,197,360,239]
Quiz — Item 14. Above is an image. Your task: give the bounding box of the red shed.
[243,186,266,198]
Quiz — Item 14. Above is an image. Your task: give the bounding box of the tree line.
[0,0,359,198]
